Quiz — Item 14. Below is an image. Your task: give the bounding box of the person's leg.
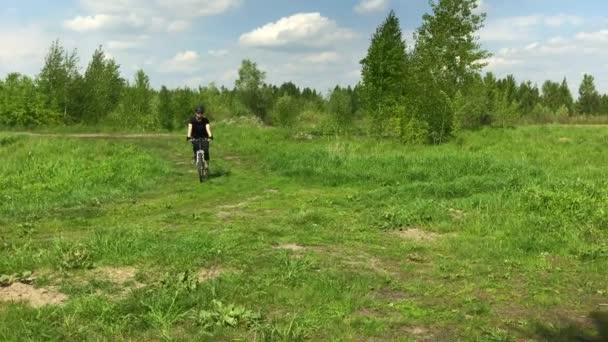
[191,141,197,163]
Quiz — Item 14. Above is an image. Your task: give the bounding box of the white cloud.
[355,0,389,14]
[481,14,584,42]
[67,0,240,33]
[484,29,608,93]
[544,14,583,27]
[107,35,149,50]
[0,25,50,71]
[575,29,608,42]
[64,14,124,32]
[155,0,241,17]
[167,20,191,33]
[302,52,341,64]
[161,50,202,73]
[220,68,238,83]
[481,56,523,69]
[209,49,229,57]
[80,0,240,17]
[480,16,540,42]
[239,13,356,50]
[525,42,539,50]
[174,51,199,62]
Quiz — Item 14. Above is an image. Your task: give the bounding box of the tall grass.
[220,123,608,258]
[0,134,170,220]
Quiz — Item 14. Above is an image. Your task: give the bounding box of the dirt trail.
[4,132,176,139]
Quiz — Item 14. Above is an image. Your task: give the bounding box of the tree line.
[359,0,608,143]
[1,0,608,142]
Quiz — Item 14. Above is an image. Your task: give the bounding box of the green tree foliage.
[452,75,488,132]
[516,81,541,116]
[576,74,601,115]
[559,78,574,114]
[132,69,153,116]
[0,73,55,126]
[492,91,520,128]
[542,80,562,113]
[82,46,125,123]
[112,69,155,129]
[414,0,489,98]
[235,59,268,120]
[497,75,517,104]
[411,0,489,142]
[37,40,80,120]
[271,95,299,127]
[359,10,409,133]
[158,86,173,130]
[600,95,608,115]
[328,86,354,127]
[172,87,197,125]
[483,72,498,114]
[279,82,300,97]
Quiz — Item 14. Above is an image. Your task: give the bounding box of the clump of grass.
[0,137,170,219]
[57,244,95,271]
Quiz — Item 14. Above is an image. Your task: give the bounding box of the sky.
[1,0,608,94]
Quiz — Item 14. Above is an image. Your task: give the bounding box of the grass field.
[0,123,607,341]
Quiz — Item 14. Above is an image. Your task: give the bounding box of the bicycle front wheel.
[197,156,205,183]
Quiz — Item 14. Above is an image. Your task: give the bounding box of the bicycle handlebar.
[188,137,212,142]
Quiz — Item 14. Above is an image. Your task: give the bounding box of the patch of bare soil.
[217,210,238,219]
[392,228,442,243]
[219,196,262,210]
[315,246,398,276]
[275,244,306,252]
[197,267,224,282]
[375,287,408,301]
[401,326,434,340]
[223,155,241,161]
[0,283,67,308]
[356,307,383,318]
[97,266,140,286]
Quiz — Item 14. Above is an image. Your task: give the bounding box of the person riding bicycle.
[187,105,213,168]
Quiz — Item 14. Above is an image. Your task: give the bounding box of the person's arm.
[187,123,193,139]
[206,124,213,139]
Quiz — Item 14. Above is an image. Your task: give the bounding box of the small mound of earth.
[393,228,441,242]
[97,266,139,285]
[275,244,306,252]
[403,326,432,339]
[197,267,224,282]
[217,211,237,219]
[0,283,67,308]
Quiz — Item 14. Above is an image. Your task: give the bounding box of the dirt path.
[4,132,177,139]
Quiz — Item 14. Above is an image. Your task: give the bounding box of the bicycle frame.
[191,138,209,182]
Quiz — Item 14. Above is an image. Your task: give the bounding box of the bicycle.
[190,138,209,182]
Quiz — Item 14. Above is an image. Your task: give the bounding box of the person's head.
[195,105,205,118]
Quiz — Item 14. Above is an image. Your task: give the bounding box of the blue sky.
[1,0,608,94]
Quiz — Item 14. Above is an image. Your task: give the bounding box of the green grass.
[0,124,607,341]
[0,134,170,223]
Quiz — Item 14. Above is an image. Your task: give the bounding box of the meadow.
[0,123,607,341]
